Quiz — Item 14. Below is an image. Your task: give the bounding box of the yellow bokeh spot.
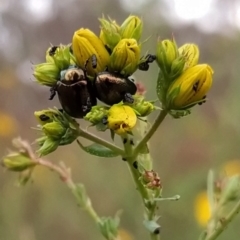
[0,112,18,137]
[222,160,240,176]
[194,191,211,226]
[117,229,133,240]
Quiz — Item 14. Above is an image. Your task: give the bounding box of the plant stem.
[203,199,240,240]
[78,128,125,156]
[133,110,167,156]
[122,136,160,240]
[36,158,101,223]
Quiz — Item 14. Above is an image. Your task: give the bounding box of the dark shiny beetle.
[91,55,137,105]
[49,67,97,118]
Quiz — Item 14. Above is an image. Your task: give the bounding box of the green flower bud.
[109,38,141,76]
[37,137,60,156]
[130,95,156,117]
[2,152,36,172]
[34,109,60,125]
[52,45,72,70]
[34,108,80,156]
[84,105,109,125]
[99,17,121,52]
[72,28,110,76]
[166,64,213,110]
[219,175,240,206]
[170,56,185,79]
[120,15,143,41]
[43,122,66,139]
[178,43,199,69]
[34,62,59,86]
[156,39,178,73]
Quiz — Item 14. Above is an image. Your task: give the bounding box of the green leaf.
[77,140,119,158]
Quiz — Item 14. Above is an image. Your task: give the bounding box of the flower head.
[109,38,141,76]
[166,64,213,110]
[178,43,199,70]
[120,15,143,41]
[156,38,178,73]
[33,62,59,86]
[34,108,79,156]
[107,105,137,135]
[99,17,121,52]
[129,95,157,117]
[72,28,110,76]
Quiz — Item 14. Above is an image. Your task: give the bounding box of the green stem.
[203,199,240,240]
[133,110,168,156]
[122,136,160,240]
[78,128,125,156]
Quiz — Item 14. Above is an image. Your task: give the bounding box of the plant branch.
[133,110,167,156]
[203,199,240,240]
[78,128,125,156]
[36,158,101,223]
[122,136,160,240]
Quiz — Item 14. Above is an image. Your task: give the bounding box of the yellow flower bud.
[109,38,141,76]
[99,17,121,51]
[34,109,60,125]
[34,62,59,86]
[167,64,213,109]
[178,43,199,69]
[120,15,143,41]
[156,39,178,72]
[2,152,36,172]
[107,105,137,135]
[72,28,110,76]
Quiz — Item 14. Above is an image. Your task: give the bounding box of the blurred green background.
[1,0,240,239]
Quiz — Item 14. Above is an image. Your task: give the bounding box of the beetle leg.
[123,93,134,104]
[138,54,156,71]
[49,86,57,100]
[102,116,108,125]
[82,97,92,113]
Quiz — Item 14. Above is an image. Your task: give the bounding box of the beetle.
[49,64,97,118]
[90,54,137,105]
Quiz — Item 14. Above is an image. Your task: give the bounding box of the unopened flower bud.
[130,95,156,117]
[99,17,121,51]
[72,28,110,76]
[178,43,199,69]
[43,122,66,139]
[107,105,137,135]
[219,175,240,206]
[34,109,60,125]
[37,137,60,156]
[48,44,73,70]
[166,64,213,110]
[156,39,178,73]
[84,106,109,125]
[142,170,162,190]
[35,108,80,156]
[109,38,140,76]
[34,62,59,86]
[120,15,143,41]
[2,152,36,172]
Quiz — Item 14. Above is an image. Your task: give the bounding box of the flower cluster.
[32,15,213,155]
[156,39,213,117]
